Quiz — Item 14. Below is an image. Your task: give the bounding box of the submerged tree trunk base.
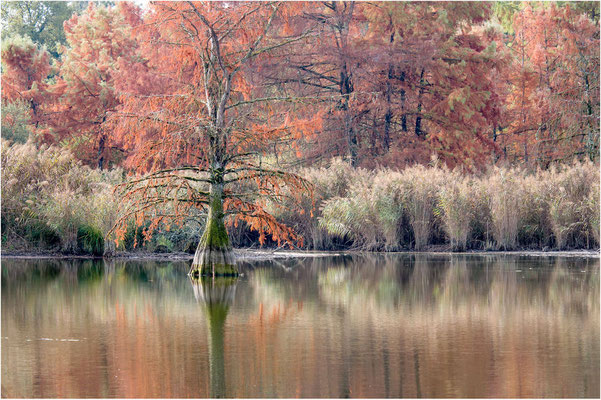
[190,246,238,277]
[189,179,238,277]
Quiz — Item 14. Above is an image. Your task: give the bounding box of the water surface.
[2,254,599,398]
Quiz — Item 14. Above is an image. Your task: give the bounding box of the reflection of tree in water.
[191,277,238,399]
[2,256,599,398]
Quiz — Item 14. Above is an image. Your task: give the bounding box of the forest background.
[1,1,599,255]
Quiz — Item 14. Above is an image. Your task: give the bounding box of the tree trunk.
[345,110,358,167]
[415,69,425,138]
[399,71,407,133]
[383,31,396,152]
[97,134,106,170]
[383,62,393,152]
[190,181,237,277]
[340,61,357,166]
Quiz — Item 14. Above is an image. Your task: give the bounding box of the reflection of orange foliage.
[1,257,598,397]
[250,299,300,326]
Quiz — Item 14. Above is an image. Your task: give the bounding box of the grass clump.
[77,225,104,256]
[546,162,598,249]
[483,168,522,250]
[371,171,405,249]
[517,171,553,248]
[320,179,381,250]
[587,180,600,246]
[437,175,474,251]
[1,139,121,254]
[401,165,445,250]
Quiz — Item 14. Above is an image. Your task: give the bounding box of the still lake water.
[1,254,599,398]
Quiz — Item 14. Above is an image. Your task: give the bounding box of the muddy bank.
[1,248,599,261]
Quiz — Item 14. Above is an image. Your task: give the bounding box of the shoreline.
[1,248,599,261]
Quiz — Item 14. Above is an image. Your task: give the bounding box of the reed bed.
[276,159,600,251]
[2,140,598,253]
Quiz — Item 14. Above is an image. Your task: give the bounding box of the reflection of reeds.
[243,255,599,397]
[2,256,599,398]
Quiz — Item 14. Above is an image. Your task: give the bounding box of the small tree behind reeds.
[517,171,553,248]
[267,158,373,250]
[469,181,494,249]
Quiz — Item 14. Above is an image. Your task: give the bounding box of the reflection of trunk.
[338,311,351,398]
[191,178,237,277]
[191,277,238,398]
[382,338,391,397]
[413,347,422,398]
[415,69,425,138]
[208,302,227,398]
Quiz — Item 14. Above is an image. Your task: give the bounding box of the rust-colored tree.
[1,35,54,140]
[267,1,364,166]
[110,1,314,276]
[360,2,509,169]
[279,2,509,169]
[50,3,142,168]
[503,4,600,165]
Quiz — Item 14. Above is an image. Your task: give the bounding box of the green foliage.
[120,221,149,251]
[492,1,521,33]
[1,100,32,143]
[25,220,61,249]
[153,236,174,253]
[77,225,104,256]
[1,1,78,59]
[161,222,203,253]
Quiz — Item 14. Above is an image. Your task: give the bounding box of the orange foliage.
[501,4,600,165]
[108,2,318,246]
